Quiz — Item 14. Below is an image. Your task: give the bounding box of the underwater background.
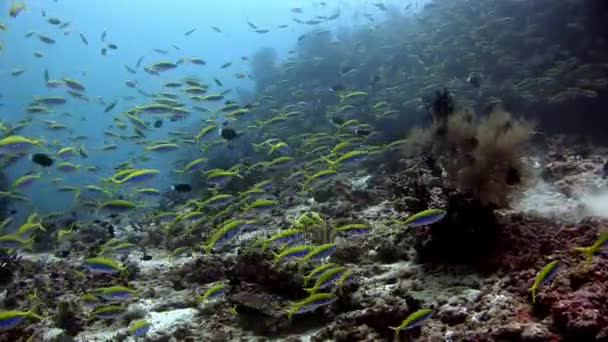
[1,0,608,341]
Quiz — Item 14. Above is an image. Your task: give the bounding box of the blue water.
[0,0,425,215]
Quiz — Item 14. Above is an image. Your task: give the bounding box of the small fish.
[93,285,137,302]
[93,305,125,320]
[199,283,228,302]
[169,246,191,259]
[0,234,33,250]
[287,293,336,321]
[0,310,42,331]
[304,266,346,294]
[174,157,208,173]
[104,100,118,113]
[171,184,192,192]
[99,241,137,255]
[56,162,79,173]
[136,56,144,68]
[107,43,117,50]
[466,72,482,88]
[101,28,107,42]
[204,219,245,253]
[137,188,160,197]
[36,34,56,45]
[298,243,336,264]
[111,169,159,184]
[340,66,354,74]
[214,78,223,86]
[184,28,197,36]
[153,119,163,128]
[529,260,560,304]
[273,245,314,263]
[303,263,337,286]
[393,209,446,227]
[9,2,26,18]
[389,308,433,337]
[80,293,101,307]
[210,26,222,33]
[31,153,54,167]
[101,48,107,56]
[78,146,88,158]
[220,127,238,140]
[100,199,139,212]
[124,65,136,74]
[220,62,232,69]
[329,84,345,93]
[129,319,151,337]
[84,257,123,274]
[263,229,305,250]
[574,232,608,267]
[335,223,370,236]
[10,69,24,77]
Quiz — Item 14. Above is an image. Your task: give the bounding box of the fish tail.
[27,309,43,321]
[203,243,213,254]
[303,286,317,295]
[528,286,536,304]
[574,246,594,268]
[320,155,337,168]
[25,236,35,251]
[119,267,131,278]
[388,326,400,337]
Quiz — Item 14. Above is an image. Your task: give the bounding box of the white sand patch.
[129,253,195,274]
[147,308,198,338]
[513,179,582,221]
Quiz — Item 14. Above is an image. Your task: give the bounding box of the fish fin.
[528,286,536,304]
[303,287,317,294]
[574,246,594,269]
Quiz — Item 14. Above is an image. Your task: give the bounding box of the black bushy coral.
[445,108,534,207]
[424,88,455,129]
[407,104,534,208]
[405,103,534,266]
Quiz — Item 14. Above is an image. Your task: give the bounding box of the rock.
[492,322,524,340]
[438,304,467,326]
[42,328,67,342]
[551,284,608,340]
[147,308,198,340]
[521,323,551,341]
